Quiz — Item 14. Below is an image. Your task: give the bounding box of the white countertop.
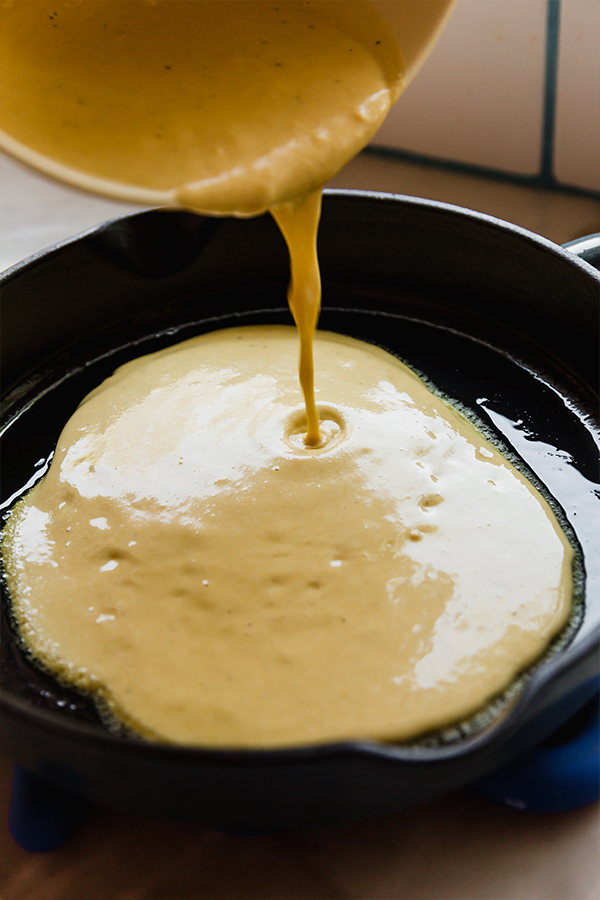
[1,150,599,900]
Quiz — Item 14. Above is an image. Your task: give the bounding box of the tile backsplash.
[372,0,599,195]
[554,0,600,193]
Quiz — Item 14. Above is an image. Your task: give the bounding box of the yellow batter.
[2,327,573,747]
[0,0,403,214]
[0,0,407,442]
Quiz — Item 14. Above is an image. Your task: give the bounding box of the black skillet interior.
[1,192,599,830]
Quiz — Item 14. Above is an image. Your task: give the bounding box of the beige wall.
[373,0,599,193]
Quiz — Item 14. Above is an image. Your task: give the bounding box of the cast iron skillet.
[1,191,599,831]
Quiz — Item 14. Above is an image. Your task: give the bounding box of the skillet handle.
[562,233,600,271]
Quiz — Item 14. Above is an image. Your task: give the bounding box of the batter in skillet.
[2,327,574,747]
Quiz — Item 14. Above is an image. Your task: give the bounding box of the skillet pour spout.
[1,192,598,830]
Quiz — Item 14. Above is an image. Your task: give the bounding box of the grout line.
[540,0,561,186]
[364,145,600,201]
